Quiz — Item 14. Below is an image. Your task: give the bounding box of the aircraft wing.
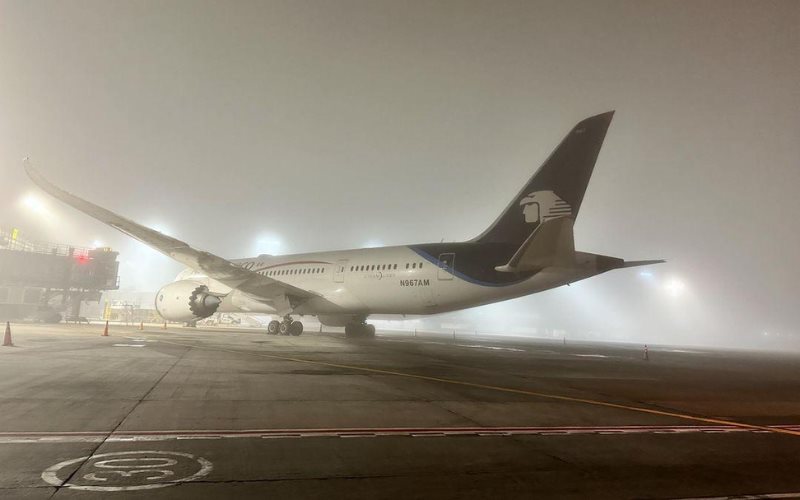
[23,160,316,303]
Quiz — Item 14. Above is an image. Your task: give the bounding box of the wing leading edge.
[23,159,315,303]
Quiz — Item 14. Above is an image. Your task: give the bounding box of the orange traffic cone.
[3,322,13,347]
[102,321,109,337]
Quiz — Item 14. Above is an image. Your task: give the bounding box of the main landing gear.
[344,321,375,338]
[267,317,303,336]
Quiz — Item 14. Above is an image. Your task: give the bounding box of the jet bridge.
[0,227,119,321]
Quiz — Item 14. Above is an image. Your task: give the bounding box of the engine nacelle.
[155,280,223,322]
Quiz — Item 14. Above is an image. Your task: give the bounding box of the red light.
[75,254,90,265]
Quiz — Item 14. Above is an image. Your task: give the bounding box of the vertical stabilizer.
[474,111,614,245]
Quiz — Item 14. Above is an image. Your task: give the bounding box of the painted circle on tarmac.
[42,450,213,491]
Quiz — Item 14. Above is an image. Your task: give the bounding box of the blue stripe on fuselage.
[409,247,530,288]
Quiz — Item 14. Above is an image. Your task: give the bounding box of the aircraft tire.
[290,321,303,336]
[279,321,291,335]
[345,323,362,338]
[267,320,281,335]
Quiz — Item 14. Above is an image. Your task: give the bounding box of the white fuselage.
[177,245,606,321]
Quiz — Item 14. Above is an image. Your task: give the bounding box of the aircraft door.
[333,259,347,283]
[437,253,455,280]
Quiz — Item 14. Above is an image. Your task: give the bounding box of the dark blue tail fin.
[474,111,614,245]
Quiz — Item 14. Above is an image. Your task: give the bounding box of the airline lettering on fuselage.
[400,279,430,287]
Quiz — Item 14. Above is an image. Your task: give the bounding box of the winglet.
[23,158,49,192]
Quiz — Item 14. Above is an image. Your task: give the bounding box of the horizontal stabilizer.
[495,217,575,273]
[623,259,666,268]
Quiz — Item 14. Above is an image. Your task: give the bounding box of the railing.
[0,227,92,258]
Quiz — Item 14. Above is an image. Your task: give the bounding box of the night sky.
[2,1,798,347]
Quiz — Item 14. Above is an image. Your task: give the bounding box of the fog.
[1,1,798,349]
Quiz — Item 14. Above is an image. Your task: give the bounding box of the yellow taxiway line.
[155,337,800,438]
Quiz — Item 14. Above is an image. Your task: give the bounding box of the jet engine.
[155,280,224,322]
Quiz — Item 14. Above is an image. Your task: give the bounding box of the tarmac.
[1,322,800,499]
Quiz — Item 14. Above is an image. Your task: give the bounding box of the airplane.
[25,111,663,338]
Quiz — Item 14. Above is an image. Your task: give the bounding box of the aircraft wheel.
[279,321,291,335]
[345,323,361,338]
[267,320,280,335]
[290,321,303,336]
[345,323,374,338]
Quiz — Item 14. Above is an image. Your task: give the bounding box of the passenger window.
[412,263,416,269]
[405,263,409,269]
[419,263,423,269]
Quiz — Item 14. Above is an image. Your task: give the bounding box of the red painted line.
[3,424,800,446]
[0,425,725,437]
[2,424,799,441]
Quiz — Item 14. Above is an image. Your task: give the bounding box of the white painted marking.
[672,492,800,500]
[41,450,212,491]
[112,344,145,348]
[573,354,608,358]
[455,344,525,352]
